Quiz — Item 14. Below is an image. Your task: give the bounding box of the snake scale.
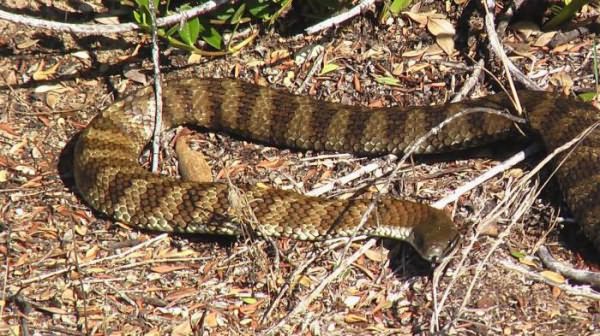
[73,78,600,262]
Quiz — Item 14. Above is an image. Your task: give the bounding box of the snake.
[72,78,600,262]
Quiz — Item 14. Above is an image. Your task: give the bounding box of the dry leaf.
[204,311,219,328]
[171,320,192,336]
[94,16,120,25]
[478,222,499,237]
[165,287,198,301]
[403,11,429,25]
[406,63,431,73]
[364,248,386,262]
[256,158,287,170]
[298,275,312,287]
[552,285,561,299]
[427,17,455,36]
[534,32,557,47]
[16,38,38,49]
[436,35,455,55]
[71,51,91,59]
[34,84,69,94]
[151,265,189,274]
[123,69,148,85]
[540,270,565,284]
[187,53,203,64]
[268,49,290,63]
[33,63,60,81]
[344,313,368,323]
[343,295,361,308]
[550,72,573,95]
[518,255,538,267]
[402,47,428,58]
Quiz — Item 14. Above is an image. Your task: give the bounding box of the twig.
[0,203,12,323]
[451,60,485,103]
[148,0,163,173]
[305,0,378,34]
[0,1,233,35]
[436,121,600,331]
[537,246,600,287]
[444,178,540,332]
[482,0,540,93]
[17,233,169,286]
[296,49,324,94]
[499,259,600,300]
[306,159,392,197]
[260,240,349,324]
[433,143,541,208]
[264,239,377,335]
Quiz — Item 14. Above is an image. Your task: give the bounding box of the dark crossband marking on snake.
[72,78,600,262]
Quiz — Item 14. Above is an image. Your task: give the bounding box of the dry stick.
[335,108,522,262]
[537,246,600,287]
[0,1,233,35]
[442,179,540,333]
[260,239,353,324]
[499,260,600,300]
[147,0,163,173]
[432,143,540,208]
[17,233,169,286]
[483,0,522,112]
[0,205,12,323]
[263,239,378,335]
[450,60,484,103]
[305,0,378,34]
[296,49,324,94]
[104,282,139,316]
[68,232,89,332]
[308,60,502,199]
[482,0,540,92]
[306,159,391,197]
[270,106,522,335]
[436,122,600,332]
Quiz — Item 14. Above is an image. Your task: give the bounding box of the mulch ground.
[1,1,599,335]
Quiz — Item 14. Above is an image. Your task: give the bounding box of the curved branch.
[0,0,234,35]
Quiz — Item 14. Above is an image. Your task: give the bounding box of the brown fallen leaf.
[344,313,368,323]
[540,270,566,284]
[150,264,190,274]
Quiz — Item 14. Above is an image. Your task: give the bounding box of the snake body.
[73,78,600,261]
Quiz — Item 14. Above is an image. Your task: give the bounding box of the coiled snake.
[73,78,600,262]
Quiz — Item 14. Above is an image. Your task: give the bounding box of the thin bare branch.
[0,1,233,35]
[305,0,378,34]
[538,246,600,287]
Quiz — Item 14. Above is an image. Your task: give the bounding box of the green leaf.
[134,0,148,8]
[319,63,340,75]
[578,92,597,102]
[178,18,201,46]
[389,0,412,15]
[231,3,247,24]
[198,20,223,50]
[543,0,590,31]
[375,76,401,86]
[510,250,526,259]
[166,24,179,37]
[133,10,142,24]
[241,297,257,304]
[248,0,273,19]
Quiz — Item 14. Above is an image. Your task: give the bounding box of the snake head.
[410,208,460,263]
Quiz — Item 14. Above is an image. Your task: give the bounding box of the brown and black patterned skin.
[73,78,600,262]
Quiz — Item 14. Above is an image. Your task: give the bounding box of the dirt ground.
[1,0,599,335]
